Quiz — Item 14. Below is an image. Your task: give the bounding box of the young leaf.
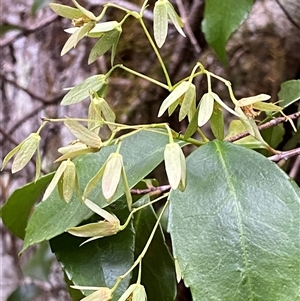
[62,160,77,203]
[153,0,168,48]
[158,81,190,117]
[83,163,106,200]
[64,119,102,149]
[165,1,186,37]
[179,83,196,121]
[237,94,271,107]
[84,199,116,223]
[121,166,132,210]
[252,102,282,112]
[212,92,241,118]
[71,0,96,20]
[88,29,121,65]
[198,92,214,127]
[184,105,199,139]
[102,153,123,200]
[164,143,183,190]
[61,21,95,56]
[1,142,23,171]
[42,161,68,201]
[61,75,107,106]
[78,288,112,301]
[98,98,116,130]
[12,133,40,173]
[48,3,83,19]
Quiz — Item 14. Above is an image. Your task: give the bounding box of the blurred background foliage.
[1,0,300,300]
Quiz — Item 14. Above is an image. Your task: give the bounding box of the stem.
[196,128,209,142]
[112,197,170,292]
[117,64,169,90]
[138,18,172,89]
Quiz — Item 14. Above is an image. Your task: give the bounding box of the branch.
[0,14,59,47]
[130,184,171,195]
[268,147,300,162]
[226,111,300,142]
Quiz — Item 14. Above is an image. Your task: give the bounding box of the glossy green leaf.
[158,81,190,117]
[169,140,300,300]
[50,199,134,301]
[278,79,300,108]
[202,0,254,64]
[1,173,54,239]
[61,74,107,105]
[262,123,285,149]
[48,3,83,19]
[132,195,176,301]
[64,119,102,148]
[210,103,224,140]
[153,0,168,48]
[88,29,121,65]
[22,130,169,251]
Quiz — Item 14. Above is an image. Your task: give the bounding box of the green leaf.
[32,0,50,15]
[158,81,190,117]
[262,123,285,149]
[48,3,83,19]
[61,74,107,105]
[50,199,134,301]
[64,119,102,148]
[202,0,254,64]
[278,79,300,108]
[102,153,123,200]
[22,130,169,252]
[169,140,300,300]
[71,0,96,20]
[0,24,21,36]
[165,1,185,37]
[210,102,224,140]
[12,133,40,173]
[226,120,266,149]
[61,21,95,56]
[179,83,196,121]
[88,29,121,65]
[1,173,54,239]
[132,195,176,301]
[153,0,168,48]
[184,105,199,139]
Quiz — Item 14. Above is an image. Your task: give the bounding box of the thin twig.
[130,184,171,195]
[226,111,300,142]
[274,0,300,31]
[268,147,300,162]
[175,0,202,54]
